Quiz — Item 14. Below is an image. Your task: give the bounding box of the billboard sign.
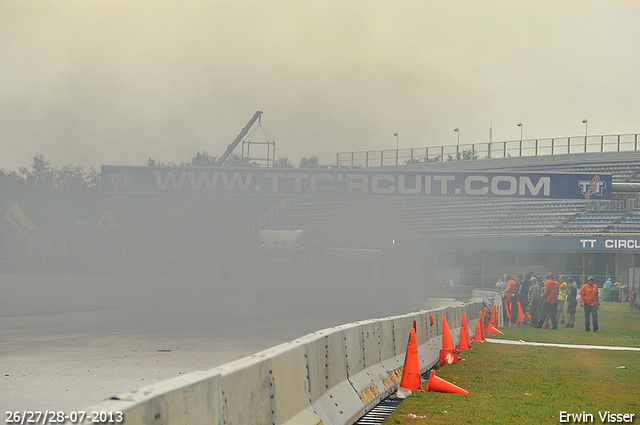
[419,235,640,252]
[101,166,612,200]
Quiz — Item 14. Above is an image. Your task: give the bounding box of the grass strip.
[383,302,640,424]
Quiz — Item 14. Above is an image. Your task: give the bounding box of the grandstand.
[230,149,640,291]
[11,139,629,295]
[238,151,640,239]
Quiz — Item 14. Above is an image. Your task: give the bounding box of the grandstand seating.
[235,151,640,245]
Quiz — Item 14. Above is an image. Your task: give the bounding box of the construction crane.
[215,111,263,166]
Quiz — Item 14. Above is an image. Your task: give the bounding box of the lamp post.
[454,128,459,160]
[582,119,588,152]
[517,123,523,156]
[394,132,399,165]
[517,123,523,141]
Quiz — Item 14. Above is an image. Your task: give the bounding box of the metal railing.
[586,198,640,213]
[336,133,640,167]
[218,197,295,247]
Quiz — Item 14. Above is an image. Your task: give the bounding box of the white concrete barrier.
[217,354,275,424]
[270,343,324,425]
[311,326,364,425]
[344,320,394,408]
[82,370,222,425]
[378,317,403,393]
[82,300,485,425]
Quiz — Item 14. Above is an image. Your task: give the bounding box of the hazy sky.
[1,0,639,170]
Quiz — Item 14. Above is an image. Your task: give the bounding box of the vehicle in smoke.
[255,229,306,303]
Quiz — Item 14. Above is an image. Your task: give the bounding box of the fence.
[337,134,640,167]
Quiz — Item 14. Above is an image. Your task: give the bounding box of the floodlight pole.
[394,132,399,165]
[454,128,459,159]
[517,123,523,156]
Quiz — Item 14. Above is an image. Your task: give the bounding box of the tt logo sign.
[107,170,132,190]
[578,175,606,199]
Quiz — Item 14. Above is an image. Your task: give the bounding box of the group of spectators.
[496,273,600,332]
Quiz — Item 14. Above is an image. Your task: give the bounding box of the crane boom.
[216,111,263,166]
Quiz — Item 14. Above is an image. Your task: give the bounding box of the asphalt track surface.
[1,280,455,412]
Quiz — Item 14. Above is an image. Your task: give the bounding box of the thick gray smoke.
[1,1,639,170]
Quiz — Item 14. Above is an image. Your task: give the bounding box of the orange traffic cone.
[479,311,486,341]
[485,309,500,333]
[458,313,471,351]
[483,307,489,329]
[490,305,499,328]
[397,328,422,398]
[439,317,458,365]
[425,369,469,395]
[516,301,525,323]
[472,319,483,343]
[440,348,458,365]
[486,324,503,334]
[441,317,455,350]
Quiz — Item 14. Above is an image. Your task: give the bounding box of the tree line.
[0,147,483,203]
[148,152,320,168]
[0,152,322,201]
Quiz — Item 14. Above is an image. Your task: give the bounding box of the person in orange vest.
[579,276,600,332]
[536,272,559,330]
[557,276,568,325]
[502,275,518,325]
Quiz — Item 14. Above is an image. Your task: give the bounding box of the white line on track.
[486,338,640,351]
